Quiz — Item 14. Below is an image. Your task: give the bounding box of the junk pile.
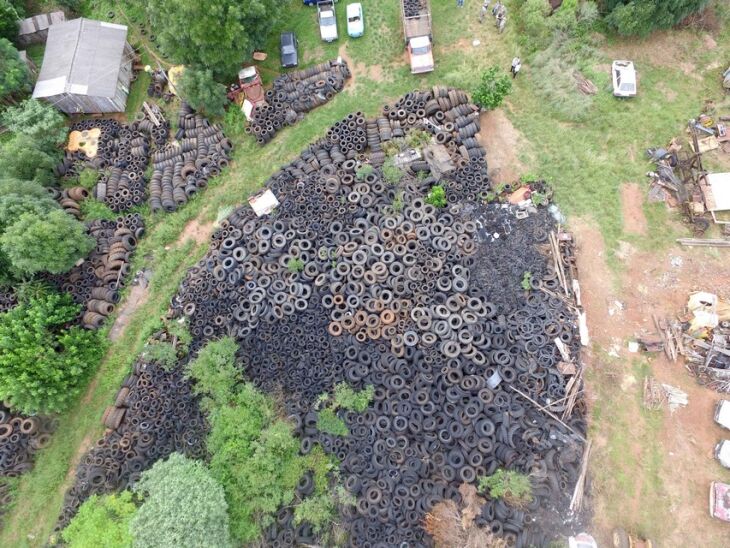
[246,59,351,145]
[0,406,57,478]
[149,102,232,213]
[168,87,588,545]
[55,332,206,529]
[688,112,730,154]
[44,214,145,329]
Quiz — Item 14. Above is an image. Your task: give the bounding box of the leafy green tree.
[0,135,58,186]
[0,179,50,200]
[131,453,231,548]
[0,193,58,232]
[185,336,239,407]
[61,492,137,548]
[0,291,103,414]
[1,210,95,275]
[472,66,513,110]
[1,99,68,152]
[178,68,228,117]
[146,0,281,80]
[602,0,709,35]
[0,1,19,41]
[0,38,30,103]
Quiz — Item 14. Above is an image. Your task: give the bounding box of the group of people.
[477,0,507,33]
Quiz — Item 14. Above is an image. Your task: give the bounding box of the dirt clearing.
[477,109,525,184]
[620,183,648,235]
[178,218,214,247]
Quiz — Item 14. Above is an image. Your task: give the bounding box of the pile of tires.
[0,291,16,314]
[149,102,232,213]
[168,87,587,546]
[0,406,56,478]
[56,336,207,529]
[247,59,351,145]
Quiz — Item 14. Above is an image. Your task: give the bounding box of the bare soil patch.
[620,183,648,235]
[338,44,385,87]
[477,109,525,184]
[109,283,150,342]
[178,218,214,246]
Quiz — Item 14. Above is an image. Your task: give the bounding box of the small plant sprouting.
[355,163,374,180]
[382,158,403,185]
[521,271,533,291]
[317,407,349,436]
[392,192,404,212]
[287,257,305,273]
[426,185,447,208]
[530,191,547,206]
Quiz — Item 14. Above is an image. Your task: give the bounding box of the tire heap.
[56,340,207,529]
[246,59,351,145]
[404,0,428,17]
[48,186,90,219]
[170,88,588,546]
[45,214,145,329]
[149,102,232,213]
[0,407,56,478]
[0,291,16,314]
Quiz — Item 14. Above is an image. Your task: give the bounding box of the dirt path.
[477,109,525,185]
[572,216,730,546]
[109,284,150,342]
[620,183,648,235]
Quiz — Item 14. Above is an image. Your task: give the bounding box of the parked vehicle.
[401,0,433,74]
[715,440,730,468]
[346,3,364,38]
[612,60,637,97]
[716,400,730,429]
[280,31,299,68]
[237,66,266,120]
[710,481,730,522]
[317,0,338,42]
[303,0,318,5]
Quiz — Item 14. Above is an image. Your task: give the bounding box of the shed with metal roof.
[32,18,133,114]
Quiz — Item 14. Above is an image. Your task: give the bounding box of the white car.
[347,3,364,38]
[612,60,637,97]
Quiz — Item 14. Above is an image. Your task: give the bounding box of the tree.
[178,68,228,117]
[0,179,50,200]
[0,1,19,42]
[146,0,281,80]
[472,66,512,110]
[0,192,58,231]
[61,492,137,548]
[131,453,231,548]
[0,291,103,414]
[0,135,58,186]
[1,210,95,275]
[185,336,240,408]
[0,38,30,103]
[1,99,68,152]
[602,0,710,36]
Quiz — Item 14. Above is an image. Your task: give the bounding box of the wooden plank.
[570,439,592,513]
[677,238,730,247]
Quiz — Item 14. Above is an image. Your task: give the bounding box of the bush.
[0,38,29,103]
[142,321,191,370]
[355,163,374,180]
[0,135,58,186]
[286,257,305,273]
[317,407,349,436]
[426,185,447,208]
[0,291,104,414]
[0,1,19,42]
[293,493,336,533]
[603,0,710,36]
[0,210,95,275]
[178,67,228,117]
[333,382,374,412]
[478,469,533,508]
[472,66,512,110]
[131,453,231,548]
[76,168,99,190]
[80,198,117,221]
[1,99,67,152]
[381,158,403,184]
[185,336,239,407]
[61,492,137,548]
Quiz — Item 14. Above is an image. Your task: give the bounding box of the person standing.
[479,0,490,23]
[497,13,506,33]
[511,57,521,78]
[492,1,502,16]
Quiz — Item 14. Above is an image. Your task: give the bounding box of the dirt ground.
[108,283,150,342]
[478,109,526,184]
[620,183,648,235]
[178,218,214,246]
[572,210,730,546]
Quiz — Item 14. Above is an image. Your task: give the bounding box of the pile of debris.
[246,59,350,145]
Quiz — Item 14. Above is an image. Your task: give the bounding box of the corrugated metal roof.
[32,18,128,99]
[18,11,65,35]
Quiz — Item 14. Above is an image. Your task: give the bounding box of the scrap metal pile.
[246,59,351,145]
[44,214,144,329]
[56,335,207,529]
[169,88,587,545]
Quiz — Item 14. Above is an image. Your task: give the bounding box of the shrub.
[287,257,305,273]
[293,493,336,533]
[392,192,404,212]
[0,135,58,186]
[1,99,67,152]
[1,210,95,275]
[80,199,117,221]
[519,0,552,51]
[426,185,447,208]
[333,382,374,412]
[604,0,710,36]
[0,1,19,42]
[405,129,432,149]
[472,66,512,110]
[131,453,231,548]
[142,321,191,370]
[381,158,403,185]
[355,163,374,180]
[178,67,228,117]
[317,407,349,436]
[0,291,104,414]
[478,469,533,508]
[76,168,99,190]
[61,492,137,548]
[185,336,239,407]
[0,38,29,103]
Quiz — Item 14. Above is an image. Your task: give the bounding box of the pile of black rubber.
[56,348,207,529]
[169,87,586,546]
[0,407,57,479]
[0,291,15,314]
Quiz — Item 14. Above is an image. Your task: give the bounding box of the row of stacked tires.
[403,0,427,17]
[246,59,351,145]
[48,186,90,219]
[167,88,587,546]
[45,214,144,329]
[149,102,232,213]
[56,334,207,530]
[0,407,56,479]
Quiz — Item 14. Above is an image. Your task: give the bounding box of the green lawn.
[3,1,730,545]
